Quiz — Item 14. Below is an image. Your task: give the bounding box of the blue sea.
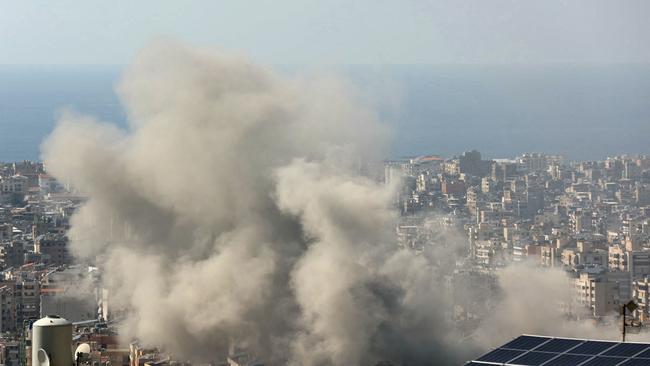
[0,65,126,162]
[1,64,649,162]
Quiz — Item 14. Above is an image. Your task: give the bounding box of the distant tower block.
[32,315,73,366]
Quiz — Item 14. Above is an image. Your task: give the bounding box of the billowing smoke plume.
[42,41,644,365]
[42,41,472,365]
[472,263,640,348]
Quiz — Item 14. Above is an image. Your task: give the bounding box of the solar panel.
[569,341,618,355]
[632,348,650,359]
[502,336,552,351]
[618,358,650,366]
[578,356,626,366]
[508,351,557,365]
[467,335,650,366]
[601,343,650,357]
[541,354,591,366]
[476,348,526,363]
[535,338,584,353]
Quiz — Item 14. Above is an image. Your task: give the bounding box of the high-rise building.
[458,150,491,177]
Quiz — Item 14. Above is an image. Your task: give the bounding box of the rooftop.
[468,334,650,365]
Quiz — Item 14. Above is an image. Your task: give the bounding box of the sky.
[1,0,650,65]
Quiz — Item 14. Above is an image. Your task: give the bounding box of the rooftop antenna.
[622,300,638,342]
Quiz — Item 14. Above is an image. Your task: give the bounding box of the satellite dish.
[37,349,50,366]
[75,343,91,361]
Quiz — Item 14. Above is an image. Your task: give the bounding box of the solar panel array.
[467,335,650,365]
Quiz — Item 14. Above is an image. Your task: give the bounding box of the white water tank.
[32,315,73,366]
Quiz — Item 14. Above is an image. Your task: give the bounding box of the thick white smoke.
[42,41,471,365]
[42,41,643,365]
[472,263,632,348]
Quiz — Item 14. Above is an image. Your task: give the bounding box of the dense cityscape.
[389,150,650,327]
[2,1,650,365]
[0,150,649,365]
